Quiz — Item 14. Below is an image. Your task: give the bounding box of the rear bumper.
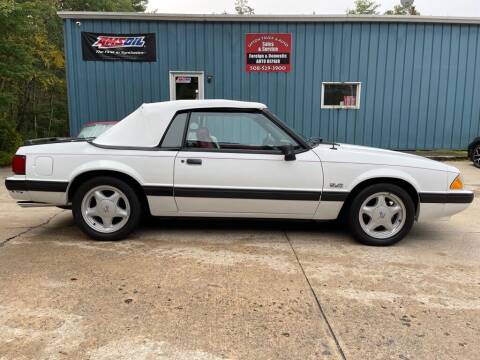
[5,178,69,206]
[5,179,68,192]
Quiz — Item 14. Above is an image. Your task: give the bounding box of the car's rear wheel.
[348,183,415,246]
[72,176,141,241]
[472,144,480,169]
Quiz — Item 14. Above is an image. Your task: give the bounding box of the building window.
[321,82,361,109]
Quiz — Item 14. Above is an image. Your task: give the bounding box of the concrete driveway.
[0,161,479,360]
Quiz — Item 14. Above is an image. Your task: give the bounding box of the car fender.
[67,159,145,193]
[349,167,421,193]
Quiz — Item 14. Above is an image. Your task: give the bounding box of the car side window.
[160,112,188,148]
[184,111,300,151]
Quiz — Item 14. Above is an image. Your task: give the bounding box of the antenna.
[330,109,338,150]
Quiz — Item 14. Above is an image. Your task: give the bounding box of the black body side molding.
[5,179,68,192]
[173,187,321,201]
[142,186,350,202]
[419,192,474,204]
[321,191,349,202]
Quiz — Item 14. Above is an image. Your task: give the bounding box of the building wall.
[63,18,480,149]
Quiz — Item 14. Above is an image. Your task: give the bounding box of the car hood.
[312,143,459,173]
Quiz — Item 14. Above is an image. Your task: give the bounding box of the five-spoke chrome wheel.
[349,183,414,246]
[80,185,131,233]
[73,176,142,240]
[359,192,406,239]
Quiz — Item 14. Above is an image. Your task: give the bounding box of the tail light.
[12,155,26,175]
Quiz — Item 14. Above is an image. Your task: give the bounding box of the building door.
[169,71,204,100]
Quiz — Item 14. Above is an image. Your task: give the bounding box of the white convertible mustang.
[5,100,474,246]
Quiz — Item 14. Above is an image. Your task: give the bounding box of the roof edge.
[57,11,480,24]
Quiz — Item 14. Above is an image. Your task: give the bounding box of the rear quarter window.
[160,113,188,148]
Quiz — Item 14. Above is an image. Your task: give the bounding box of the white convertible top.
[93,99,267,147]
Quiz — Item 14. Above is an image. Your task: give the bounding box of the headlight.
[450,174,464,190]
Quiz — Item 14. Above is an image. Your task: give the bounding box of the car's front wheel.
[72,176,142,240]
[472,144,480,169]
[348,183,415,246]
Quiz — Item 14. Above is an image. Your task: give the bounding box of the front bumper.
[417,191,474,221]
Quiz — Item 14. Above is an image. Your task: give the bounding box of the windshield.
[77,123,115,138]
[263,109,336,148]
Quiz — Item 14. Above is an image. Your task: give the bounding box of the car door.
[173,109,323,217]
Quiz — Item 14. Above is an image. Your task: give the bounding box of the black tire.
[72,176,142,241]
[472,144,480,169]
[348,183,415,246]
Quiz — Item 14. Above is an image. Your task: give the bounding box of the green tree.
[8,1,67,139]
[385,1,420,15]
[347,0,380,15]
[0,0,148,166]
[59,0,147,12]
[0,118,22,165]
[235,0,254,15]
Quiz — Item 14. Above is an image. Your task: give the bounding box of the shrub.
[0,118,22,167]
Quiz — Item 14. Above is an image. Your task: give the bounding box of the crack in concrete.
[284,231,347,360]
[0,211,65,248]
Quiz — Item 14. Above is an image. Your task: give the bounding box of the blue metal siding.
[63,19,480,149]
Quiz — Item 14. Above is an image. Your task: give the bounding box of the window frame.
[321,82,361,110]
[177,108,309,154]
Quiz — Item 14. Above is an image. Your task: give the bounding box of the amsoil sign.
[81,32,156,62]
[245,33,291,72]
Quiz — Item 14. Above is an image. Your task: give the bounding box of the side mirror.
[280,145,296,161]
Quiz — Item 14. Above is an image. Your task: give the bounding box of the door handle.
[186,158,202,165]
